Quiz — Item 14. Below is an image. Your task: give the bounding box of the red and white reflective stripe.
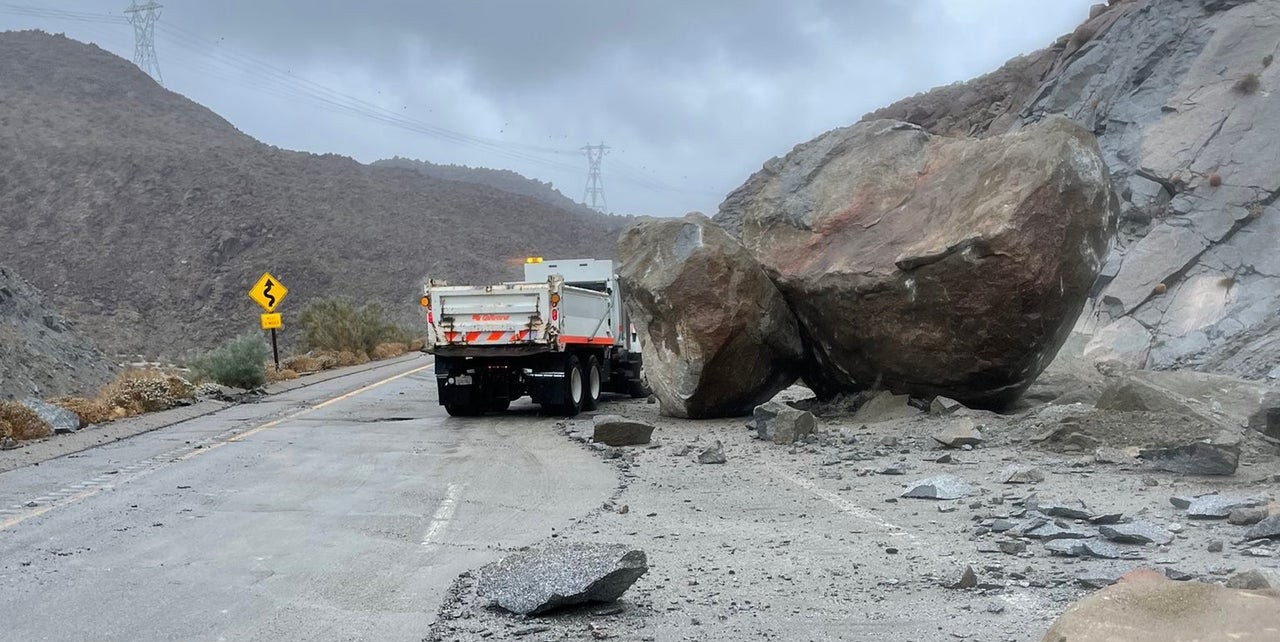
[444,330,532,344]
[559,335,616,346]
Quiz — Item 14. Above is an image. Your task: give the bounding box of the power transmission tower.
[580,142,609,213]
[124,1,163,84]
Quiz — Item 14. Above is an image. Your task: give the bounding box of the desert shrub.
[189,333,269,390]
[297,297,419,358]
[0,401,53,440]
[264,367,299,383]
[1234,73,1260,94]
[103,370,196,414]
[52,396,114,425]
[408,338,426,352]
[282,354,322,373]
[370,342,408,360]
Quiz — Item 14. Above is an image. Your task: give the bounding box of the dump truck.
[421,258,647,417]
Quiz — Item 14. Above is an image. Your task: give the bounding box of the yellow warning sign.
[249,272,288,312]
[260,313,282,330]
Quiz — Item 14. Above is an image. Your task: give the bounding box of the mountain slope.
[373,157,600,217]
[0,264,113,400]
[0,31,628,358]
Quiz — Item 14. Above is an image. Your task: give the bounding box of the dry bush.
[188,333,269,390]
[408,338,426,352]
[370,342,408,360]
[0,401,53,440]
[282,354,322,373]
[102,370,195,415]
[264,367,300,383]
[334,351,367,367]
[1234,73,1260,94]
[52,396,114,425]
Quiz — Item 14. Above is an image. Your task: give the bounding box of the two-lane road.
[0,356,617,641]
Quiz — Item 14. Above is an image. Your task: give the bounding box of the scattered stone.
[21,397,83,433]
[1228,507,1268,526]
[1076,573,1120,589]
[1044,538,1124,559]
[930,396,965,415]
[933,421,985,448]
[902,475,972,500]
[591,415,655,446]
[985,601,1005,614]
[696,441,727,465]
[1225,570,1272,590]
[764,407,817,445]
[1028,498,1093,520]
[512,625,551,637]
[0,437,18,451]
[1099,521,1174,546]
[851,391,921,423]
[878,463,907,476]
[1089,513,1125,526]
[1033,523,1095,541]
[1170,495,1197,509]
[1092,448,1133,464]
[997,540,1027,555]
[948,566,978,589]
[991,519,1015,533]
[999,466,1045,484]
[1186,494,1265,520]
[1244,515,1280,541]
[475,542,648,615]
[1139,441,1240,476]
[1208,540,1224,553]
[1164,568,1196,582]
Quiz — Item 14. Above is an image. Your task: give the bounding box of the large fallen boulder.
[717,117,1117,408]
[617,213,804,418]
[1039,570,1280,642]
[475,542,648,615]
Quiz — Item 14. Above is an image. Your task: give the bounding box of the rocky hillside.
[373,157,599,218]
[0,31,629,358]
[0,264,113,400]
[860,0,1280,380]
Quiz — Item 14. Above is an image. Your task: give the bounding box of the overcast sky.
[1,1,1096,216]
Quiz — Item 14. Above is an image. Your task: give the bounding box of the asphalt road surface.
[0,356,617,642]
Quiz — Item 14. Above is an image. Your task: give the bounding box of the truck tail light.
[427,311,435,324]
[551,308,559,321]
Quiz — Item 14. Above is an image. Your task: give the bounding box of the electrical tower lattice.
[580,143,609,213]
[124,1,163,84]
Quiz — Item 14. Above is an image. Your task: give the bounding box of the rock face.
[617,213,804,418]
[852,0,1280,379]
[1039,573,1280,642]
[475,542,648,615]
[718,117,1117,407]
[0,264,114,400]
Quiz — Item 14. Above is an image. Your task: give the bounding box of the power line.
[580,143,609,212]
[123,0,162,84]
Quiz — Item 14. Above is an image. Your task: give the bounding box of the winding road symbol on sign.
[249,272,288,312]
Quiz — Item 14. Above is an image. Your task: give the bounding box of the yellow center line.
[0,362,434,531]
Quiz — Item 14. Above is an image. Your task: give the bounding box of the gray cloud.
[2,1,1097,215]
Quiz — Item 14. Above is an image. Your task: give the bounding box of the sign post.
[249,273,289,372]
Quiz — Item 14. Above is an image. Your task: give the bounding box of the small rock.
[1076,573,1120,589]
[1093,447,1133,464]
[902,475,973,500]
[991,519,1016,533]
[949,565,978,589]
[592,415,655,446]
[1044,538,1124,559]
[22,398,83,433]
[1163,568,1196,582]
[1169,495,1197,509]
[1228,507,1268,526]
[696,441,727,465]
[1098,521,1175,546]
[878,463,907,476]
[1225,570,1272,590]
[1139,441,1240,476]
[1208,540,1224,553]
[1244,515,1280,541]
[933,421,984,448]
[1186,494,1265,520]
[930,396,965,415]
[997,540,1027,555]
[999,466,1045,484]
[1028,498,1093,520]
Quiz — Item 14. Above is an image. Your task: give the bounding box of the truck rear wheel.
[583,355,602,411]
[561,355,585,416]
[445,401,483,417]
